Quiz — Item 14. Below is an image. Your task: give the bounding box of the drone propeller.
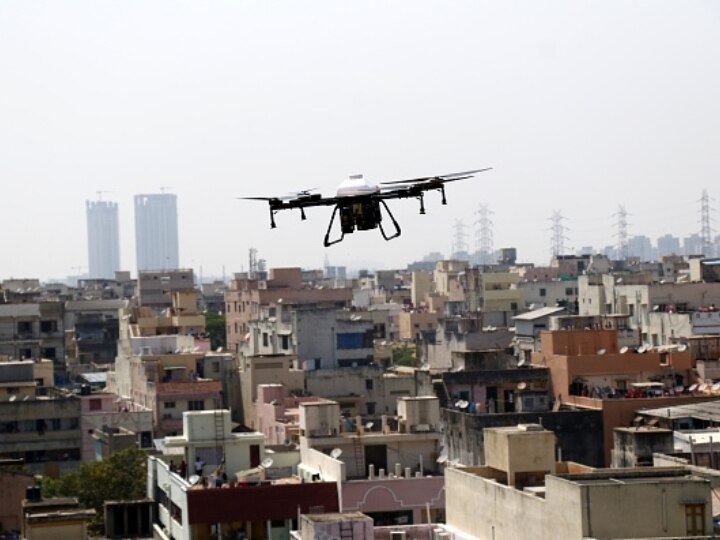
[380,167,492,186]
[239,188,318,203]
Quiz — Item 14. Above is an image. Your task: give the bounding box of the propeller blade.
[238,197,278,201]
[379,167,491,186]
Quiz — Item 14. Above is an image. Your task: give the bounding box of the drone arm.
[440,185,447,205]
[418,193,426,214]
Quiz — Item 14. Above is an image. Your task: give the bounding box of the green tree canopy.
[42,448,148,535]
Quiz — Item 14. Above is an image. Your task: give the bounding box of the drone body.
[242,168,491,246]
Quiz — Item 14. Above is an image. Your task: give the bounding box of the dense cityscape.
[2,188,720,539]
[3,2,720,539]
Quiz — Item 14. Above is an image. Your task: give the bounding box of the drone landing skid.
[323,201,402,247]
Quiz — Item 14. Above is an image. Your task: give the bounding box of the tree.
[42,448,148,535]
[205,312,226,350]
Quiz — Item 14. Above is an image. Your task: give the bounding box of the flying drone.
[241,168,491,246]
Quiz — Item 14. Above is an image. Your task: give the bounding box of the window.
[40,320,57,333]
[510,302,518,311]
[366,402,376,415]
[188,400,204,411]
[50,418,61,430]
[164,401,176,409]
[539,288,547,297]
[41,347,56,360]
[262,333,269,347]
[17,321,32,334]
[685,504,705,535]
[366,379,374,390]
[565,287,574,296]
[281,335,290,350]
[89,398,102,411]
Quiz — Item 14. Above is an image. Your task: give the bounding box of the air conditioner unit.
[390,532,407,540]
[412,424,431,432]
[141,346,152,355]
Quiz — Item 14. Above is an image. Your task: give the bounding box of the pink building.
[78,390,153,461]
[256,384,321,445]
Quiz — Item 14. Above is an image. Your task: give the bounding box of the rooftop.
[640,399,720,421]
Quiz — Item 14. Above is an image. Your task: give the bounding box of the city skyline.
[86,199,120,279]
[134,193,180,273]
[1,2,719,280]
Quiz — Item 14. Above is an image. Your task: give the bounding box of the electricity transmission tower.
[614,205,629,260]
[700,189,715,257]
[549,210,568,258]
[475,205,494,265]
[451,219,468,257]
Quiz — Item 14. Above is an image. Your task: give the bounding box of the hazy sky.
[2,1,719,281]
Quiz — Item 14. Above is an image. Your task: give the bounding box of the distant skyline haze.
[1,1,719,280]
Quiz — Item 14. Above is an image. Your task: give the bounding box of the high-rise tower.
[86,200,120,278]
[134,193,179,272]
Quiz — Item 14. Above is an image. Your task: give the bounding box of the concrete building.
[532,328,715,465]
[63,299,123,368]
[445,424,715,539]
[658,234,682,257]
[442,407,604,467]
[134,193,179,272]
[86,199,120,279]
[0,302,65,382]
[148,410,338,540]
[138,270,196,309]
[225,268,352,353]
[518,279,577,312]
[397,309,438,342]
[77,389,153,462]
[0,466,35,536]
[255,384,322,445]
[513,306,567,360]
[611,426,674,468]
[298,397,446,525]
[238,354,305,429]
[21,493,95,540]
[0,359,82,473]
[305,365,428,417]
[244,303,376,369]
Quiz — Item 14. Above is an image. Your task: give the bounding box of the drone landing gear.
[323,201,402,247]
[324,206,345,247]
[378,200,401,241]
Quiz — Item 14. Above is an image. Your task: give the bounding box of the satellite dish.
[676,385,686,393]
[436,454,448,464]
[637,345,647,354]
[518,358,527,368]
[216,346,223,353]
[188,474,201,485]
[712,383,720,393]
[448,459,460,467]
[678,344,688,352]
[261,458,274,469]
[457,400,469,410]
[528,303,536,310]
[689,383,699,392]
[652,305,660,311]
[616,277,623,284]
[620,346,629,354]
[9,395,16,402]
[699,383,708,392]
[330,448,343,459]
[365,421,375,430]
[517,382,527,391]
[597,349,606,355]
